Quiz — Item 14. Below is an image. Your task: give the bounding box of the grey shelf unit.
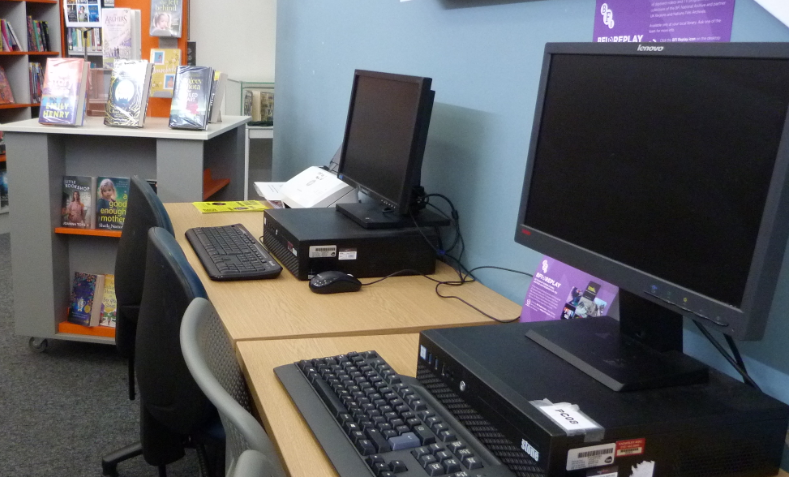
[4,115,249,345]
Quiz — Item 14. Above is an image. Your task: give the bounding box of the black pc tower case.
[417,322,789,477]
[263,207,439,280]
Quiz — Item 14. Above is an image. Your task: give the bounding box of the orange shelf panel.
[0,103,39,109]
[203,168,230,200]
[55,227,122,238]
[0,154,5,163]
[58,320,116,338]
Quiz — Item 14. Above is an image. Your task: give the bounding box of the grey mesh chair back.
[181,297,286,477]
[230,450,272,477]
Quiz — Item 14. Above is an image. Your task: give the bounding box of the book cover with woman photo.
[62,175,96,229]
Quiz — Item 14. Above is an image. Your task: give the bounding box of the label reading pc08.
[567,443,616,470]
[309,245,337,258]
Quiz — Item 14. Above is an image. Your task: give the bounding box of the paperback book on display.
[104,60,153,128]
[168,65,213,130]
[149,0,183,38]
[101,8,141,69]
[38,58,89,127]
[149,48,181,98]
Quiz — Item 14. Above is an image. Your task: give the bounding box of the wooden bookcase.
[0,0,61,234]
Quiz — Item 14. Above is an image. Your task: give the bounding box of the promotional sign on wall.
[593,0,736,43]
[520,256,619,323]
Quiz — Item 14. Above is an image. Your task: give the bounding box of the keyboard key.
[356,439,376,456]
[389,432,421,450]
[443,458,462,473]
[462,456,484,469]
[425,462,445,476]
[388,460,408,473]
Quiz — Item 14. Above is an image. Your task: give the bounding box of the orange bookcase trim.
[55,227,122,237]
[58,320,116,338]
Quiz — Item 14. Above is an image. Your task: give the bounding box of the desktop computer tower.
[263,207,439,280]
[417,322,788,477]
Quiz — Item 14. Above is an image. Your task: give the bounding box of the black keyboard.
[185,223,282,281]
[275,350,516,477]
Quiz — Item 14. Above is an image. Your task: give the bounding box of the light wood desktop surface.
[238,334,790,477]
[238,333,421,477]
[165,203,521,342]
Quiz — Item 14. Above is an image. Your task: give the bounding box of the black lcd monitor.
[515,42,788,391]
[336,70,445,229]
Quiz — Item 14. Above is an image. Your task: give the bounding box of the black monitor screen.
[338,70,433,214]
[516,43,788,340]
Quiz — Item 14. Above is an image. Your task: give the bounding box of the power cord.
[366,190,535,324]
[693,321,761,390]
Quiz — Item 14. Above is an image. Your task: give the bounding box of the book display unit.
[5,115,249,348]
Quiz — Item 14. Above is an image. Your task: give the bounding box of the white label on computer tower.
[338,249,358,260]
[309,245,337,258]
[566,443,616,470]
[534,402,601,433]
[628,461,655,477]
[419,345,427,361]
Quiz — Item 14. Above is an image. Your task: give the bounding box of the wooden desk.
[238,333,421,477]
[165,203,521,342]
[238,335,790,477]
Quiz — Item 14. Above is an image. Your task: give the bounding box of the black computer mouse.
[309,271,362,294]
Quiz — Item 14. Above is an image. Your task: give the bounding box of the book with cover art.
[149,48,180,98]
[62,175,96,229]
[169,65,213,130]
[0,65,13,104]
[98,274,117,328]
[150,0,182,38]
[102,8,141,69]
[38,58,89,126]
[104,60,153,128]
[64,0,102,28]
[67,272,106,327]
[96,176,130,230]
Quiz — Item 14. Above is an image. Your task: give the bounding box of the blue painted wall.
[273,1,788,402]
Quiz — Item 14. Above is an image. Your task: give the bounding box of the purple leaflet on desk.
[520,256,618,323]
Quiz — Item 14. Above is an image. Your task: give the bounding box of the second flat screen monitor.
[337,70,436,229]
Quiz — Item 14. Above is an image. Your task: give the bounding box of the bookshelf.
[4,115,248,345]
[0,0,61,235]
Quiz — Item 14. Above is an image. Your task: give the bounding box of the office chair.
[181,297,286,477]
[230,450,275,477]
[115,175,174,401]
[103,227,221,477]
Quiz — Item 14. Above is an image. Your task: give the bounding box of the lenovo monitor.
[515,42,788,391]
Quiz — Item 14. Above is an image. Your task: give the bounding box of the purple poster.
[520,256,619,323]
[594,0,735,43]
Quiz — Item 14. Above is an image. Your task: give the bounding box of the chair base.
[101,441,143,476]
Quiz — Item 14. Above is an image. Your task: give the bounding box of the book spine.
[26,16,34,52]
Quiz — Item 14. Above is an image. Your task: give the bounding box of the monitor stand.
[524,290,709,392]
[336,202,451,230]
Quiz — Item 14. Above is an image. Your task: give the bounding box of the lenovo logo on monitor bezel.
[637,44,664,52]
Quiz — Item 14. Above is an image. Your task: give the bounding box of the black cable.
[360,265,532,324]
[693,321,761,391]
[724,334,747,370]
